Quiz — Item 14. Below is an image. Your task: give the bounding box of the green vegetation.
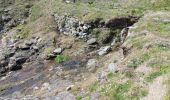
[30,4,44,21]
[55,55,70,63]
[128,53,150,69]
[51,0,170,21]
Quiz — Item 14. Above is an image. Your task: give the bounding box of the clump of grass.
[16,25,31,38]
[165,74,170,100]
[76,96,83,100]
[30,4,44,21]
[55,55,70,63]
[114,81,132,100]
[44,47,54,55]
[128,53,150,69]
[146,65,169,82]
[107,72,114,79]
[89,82,99,92]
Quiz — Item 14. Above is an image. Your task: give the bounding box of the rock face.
[0,3,32,34]
[0,36,44,73]
[54,14,91,39]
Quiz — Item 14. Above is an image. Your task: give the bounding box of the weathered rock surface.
[98,46,111,56]
[54,14,91,39]
[86,59,99,72]
[87,38,97,45]
[54,92,76,100]
[107,63,118,73]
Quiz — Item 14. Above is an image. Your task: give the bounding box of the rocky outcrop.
[54,14,91,39]
[0,36,44,74]
[0,4,32,34]
[54,14,138,46]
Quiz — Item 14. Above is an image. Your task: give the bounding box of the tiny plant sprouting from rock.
[55,55,70,63]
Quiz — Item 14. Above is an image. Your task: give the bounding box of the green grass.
[146,65,169,82]
[16,25,31,38]
[126,35,150,49]
[165,74,170,100]
[55,55,70,63]
[128,53,150,69]
[30,4,44,21]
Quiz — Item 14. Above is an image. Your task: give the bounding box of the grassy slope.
[59,1,170,100]
[7,0,170,99]
[73,11,170,100]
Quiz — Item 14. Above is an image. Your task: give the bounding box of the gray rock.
[19,44,30,50]
[54,14,90,39]
[42,82,50,88]
[162,19,170,24]
[55,92,76,100]
[32,46,39,51]
[8,56,27,70]
[108,63,118,73]
[53,48,62,55]
[87,38,97,45]
[25,40,33,46]
[66,85,74,91]
[97,71,107,81]
[86,59,99,72]
[91,92,100,100]
[46,54,56,60]
[98,46,111,56]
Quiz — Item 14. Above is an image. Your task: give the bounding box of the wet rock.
[55,92,76,100]
[8,56,27,71]
[15,56,27,64]
[98,46,111,56]
[53,48,62,55]
[120,28,129,43]
[86,59,99,72]
[87,38,97,45]
[108,63,118,73]
[64,60,81,70]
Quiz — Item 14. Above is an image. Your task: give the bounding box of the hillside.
[0,0,170,100]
